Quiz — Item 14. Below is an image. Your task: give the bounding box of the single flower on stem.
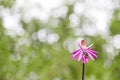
[71,39,98,80]
[71,40,98,64]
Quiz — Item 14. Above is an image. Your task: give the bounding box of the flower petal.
[87,44,93,48]
[89,51,98,58]
[89,49,98,54]
[78,51,82,61]
[82,56,88,64]
[72,50,81,60]
[71,49,80,54]
[86,50,98,58]
[87,51,95,60]
[78,43,83,50]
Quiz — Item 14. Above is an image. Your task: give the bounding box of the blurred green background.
[0,0,120,80]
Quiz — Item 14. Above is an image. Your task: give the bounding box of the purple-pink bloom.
[71,40,98,64]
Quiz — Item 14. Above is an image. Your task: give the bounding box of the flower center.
[83,50,88,57]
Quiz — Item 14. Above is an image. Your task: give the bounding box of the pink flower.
[71,40,98,64]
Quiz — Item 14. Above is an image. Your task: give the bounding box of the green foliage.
[0,0,15,7]
[110,9,120,35]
